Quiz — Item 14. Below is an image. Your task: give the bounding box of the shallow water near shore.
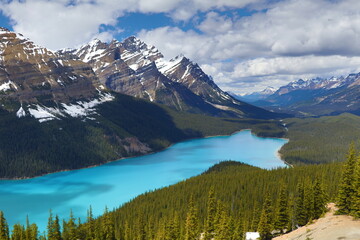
[0,130,287,232]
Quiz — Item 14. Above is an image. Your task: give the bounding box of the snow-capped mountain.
[253,73,360,116]
[0,27,288,178]
[60,36,283,119]
[0,27,112,122]
[275,76,349,96]
[239,87,278,102]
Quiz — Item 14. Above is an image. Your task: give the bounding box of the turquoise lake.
[0,130,287,232]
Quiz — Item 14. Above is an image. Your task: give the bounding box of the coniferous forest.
[0,93,285,179]
[0,157,347,240]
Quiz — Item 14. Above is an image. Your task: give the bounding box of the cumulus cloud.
[203,55,360,94]
[139,0,360,93]
[2,0,360,93]
[0,0,263,49]
[0,0,125,50]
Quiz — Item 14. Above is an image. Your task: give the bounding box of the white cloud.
[232,56,360,78]
[209,55,360,94]
[2,0,360,93]
[0,0,124,50]
[0,0,263,49]
[139,0,360,93]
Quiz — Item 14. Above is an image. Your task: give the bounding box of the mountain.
[0,27,287,178]
[253,73,360,116]
[59,36,286,119]
[0,27,112,123]
[237,86,277,102]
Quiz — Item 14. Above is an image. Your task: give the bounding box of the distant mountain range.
[232,87,277,103]
[240,73,360,116]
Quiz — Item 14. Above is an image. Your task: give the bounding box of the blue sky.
[0,0,360,94]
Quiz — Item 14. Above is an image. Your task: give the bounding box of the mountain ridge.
[246,73,360,116]
[59,36,287,119]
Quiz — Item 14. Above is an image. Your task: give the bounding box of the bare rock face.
[0,27,101,108]
[61,36,281,119]
[64,37,224,115]
[156,55,235,105]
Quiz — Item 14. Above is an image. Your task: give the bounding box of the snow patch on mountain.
[28,105,62,123]
[156,55,184,75]
[16,106,26,118]
[0,80,17,92]
[17,93,114,122]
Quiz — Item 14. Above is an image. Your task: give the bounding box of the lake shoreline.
[0,128,290,181]
[0,129,288,231]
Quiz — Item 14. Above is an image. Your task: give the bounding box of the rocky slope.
[60,37,285,119]
[0,27,114,122]
[274,203,360,240]
[0,27,102,103]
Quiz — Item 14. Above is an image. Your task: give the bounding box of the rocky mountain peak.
[261,86,277,95]
[0,28,103,111]
[59,35,282,119]
[0,27,11,33]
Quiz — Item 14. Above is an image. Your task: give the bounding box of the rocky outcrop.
[0,27,102,108]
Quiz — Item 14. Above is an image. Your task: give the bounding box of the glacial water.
[0,130,287,232]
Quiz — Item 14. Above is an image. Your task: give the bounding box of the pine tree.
[274,184,289,233]
[47,211,60,240]
[136,214,146,240]
[204,187,216,240]
[53,216,61,240]
[25,216,31,240]
[11,223,25,240]
[351,154,360,217]
[337,144,357,214]
[165,213,180,240]
[146,216,155,240]
[63,210,77,240]
[287,194,295,231]
[232,218,244,240]
[155,220,166,240]
[313,178,327,219]
[214,200,225,233]
[86,206,94,240]
[294,183,307,227]
[0,211,9,240]
[102,207,115,240]
[250,204,260,232]
[215,210,231,240]
[23,217,38,240]
[185,196,199,240]
[29,224,38,240]
[303,180,314,222]
[124,221,131,240]
[257,193,273,240]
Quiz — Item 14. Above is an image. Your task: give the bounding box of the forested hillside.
[0,92,285,179]
[280,113,360,164]
[0,160,343,240]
